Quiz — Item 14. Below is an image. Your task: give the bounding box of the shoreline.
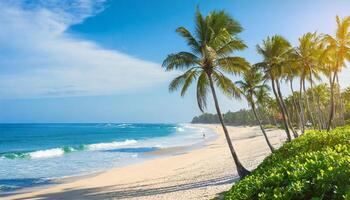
[0,124,217,198]
[2,124,286,200]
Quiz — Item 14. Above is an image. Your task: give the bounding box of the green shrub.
[222,126,350,200]
[345,119,350,125]
[262,124,276,129]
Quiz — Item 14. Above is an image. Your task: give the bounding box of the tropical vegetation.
[163,8,350,198]
[221,126,350,200]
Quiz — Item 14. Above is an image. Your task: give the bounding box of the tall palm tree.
[162,9,250,177]
[236,68,275,152]
[284,60,304,133]
[255,35,296,141]
[293,32,324,130]
[323,16,350,131]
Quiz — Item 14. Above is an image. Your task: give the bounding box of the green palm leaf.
[162,52,199,71]
[217,56,249,75]
[196,72,209,112]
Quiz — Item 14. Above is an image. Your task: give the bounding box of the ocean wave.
[86,139,137,150]
[97,123,134,128]
[29,148,65,159]
[115,123,134,128]
[176,127,185,132]
[1,139,137,160]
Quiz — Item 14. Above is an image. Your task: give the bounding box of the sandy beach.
[3,124,286,200]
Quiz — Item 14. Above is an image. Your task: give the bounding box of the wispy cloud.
[0,0,171,99]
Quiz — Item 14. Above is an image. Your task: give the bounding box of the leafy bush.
[262,124,277,129]
[345,119,350,125]
[222,126,350,200]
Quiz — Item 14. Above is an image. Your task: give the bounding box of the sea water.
[0,123,215,193]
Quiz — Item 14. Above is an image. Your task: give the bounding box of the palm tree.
[323,16,350,131]
[236,68,275,152]
[162,9,250,177]
[293,32,324,130]
[284,60,305,133]
[255,35,296,141]
[255,82,274,125]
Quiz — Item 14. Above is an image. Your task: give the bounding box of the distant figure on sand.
[203,133,206,139]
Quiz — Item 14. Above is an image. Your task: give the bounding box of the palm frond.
[196,72,209,112]
[169,68,197,93]
[176,27,201,54]
[206,10,242,36]
[195,8,207,44]
[217,57,249,75]
[162,52,200,71]
[212,71,241,98]
[180,70,198,96]
[215,38,247,56]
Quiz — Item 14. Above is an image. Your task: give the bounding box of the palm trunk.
[336,74,345,126]
[299,79,306,133]
[316,91,326,129]
[303,80,316,129]
[251,98,275,152]
[276,80,298,138]
[271,79,292,141]
[208,75,250,178]
[290,79,303,133]
[309,74,323,130]
[327,72,337,131]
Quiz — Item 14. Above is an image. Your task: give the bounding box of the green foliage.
[191,109,258,126]
[345,119,350,126]
[262,124,276,129]
[191,113,220,124]
[162,9,249,112]
[222,126,350,200]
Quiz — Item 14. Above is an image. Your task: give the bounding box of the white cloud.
[0,0,172,99]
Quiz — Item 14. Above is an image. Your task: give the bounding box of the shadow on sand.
[9,175,238,200]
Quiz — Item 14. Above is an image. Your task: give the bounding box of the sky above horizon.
[1,0,350,123]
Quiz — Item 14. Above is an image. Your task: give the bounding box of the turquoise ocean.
[0,123,215,194]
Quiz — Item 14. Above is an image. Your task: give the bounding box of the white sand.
[3,125,286,200]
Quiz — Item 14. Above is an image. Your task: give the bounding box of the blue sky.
[0,0,350,123]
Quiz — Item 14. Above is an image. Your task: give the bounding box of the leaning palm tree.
[255,35,296,141]
[323,16,350,131]
[162,9,250,177]
[236,68,275,152]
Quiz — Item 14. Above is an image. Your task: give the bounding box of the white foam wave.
[116,123,134,128]
[176,127,185,132]
[29,148,65,159]
[87,139,137,150]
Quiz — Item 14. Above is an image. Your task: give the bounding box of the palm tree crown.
[163,9,249,111]
[235,69,269,104]
[256,35,292,80]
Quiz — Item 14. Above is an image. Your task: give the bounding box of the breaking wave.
[1,139,137,160]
